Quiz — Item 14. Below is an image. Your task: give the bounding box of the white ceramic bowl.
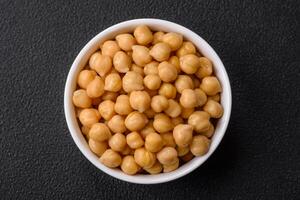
[64,18,232,184]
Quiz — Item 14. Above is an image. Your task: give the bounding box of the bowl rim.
[64,18,232,184]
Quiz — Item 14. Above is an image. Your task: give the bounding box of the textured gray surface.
[0,0,299,199]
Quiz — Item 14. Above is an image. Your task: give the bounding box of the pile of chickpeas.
[73,25,223,175]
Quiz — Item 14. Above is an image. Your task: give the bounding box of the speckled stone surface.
[0,0,299,199]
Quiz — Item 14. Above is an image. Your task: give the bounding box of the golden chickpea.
[176,146,189,156]
[79,108,100,127]
[100,149,122,168]
[181,107,194,119]
[89,139,108,156]
[101,91,118,101]
[145,132,164,153]
[121,155,140,175]
[144,108,156,119]
[131,64,144,76]
[108,133,127,152]
[173,124,193,147]
[133,25,153,45]
[72,89,92,108]
[113,51,131,73]
[201,123,214,138]
[161,132,176,148]
[132,45,152,66]
[194,88,207,107]
[114,95,132,115]
[195,57,213,79]
[144,61,159,75]
[77,70,97,89]
[163,158,179,173]
[144,74,161,90]
[153,113,173,133]
[193,78,200,88]
[129,91,151,112]
[208,94,220,102]
[152,31,165,45]
[122,71,144,93]
[200,76,222,96]
[157,147,178,165]
[86,76,105,98]
[116,33,136,51]
[180,54,200,74]
[149,42,171,62]
[125,111,148,131]
[81,126,90,136]
[180,89,198,108]
[174,75,194,94]
[89,52,112,77]
[144,161,162,174]
[176,41,196,57]
[151,95,169,113]
[164,99,182,118]
[190,135,210,156]
[158,61,178,82]
[188,111,210,133]
[159,83,177,99]
[171,117,184,126]
[162,32,183,51]
[107,115,127,133]
[126,131,144,149]
[140,121,155,139]
[203,100,223,118]
[134,147,156,168]
[168,56,181,73]
[89,123,111,142]
[101,40,120,58]
[104,73,122,92]
[180,151,194,162]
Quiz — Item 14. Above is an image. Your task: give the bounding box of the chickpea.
[151,95,169,113]
[125,111,148,131]
[86,76,105,98]
[144,108,156,119]
[122,71,144,93]
[168,56,181,73]
[108,133,127,152]
[201,123,214,138]
[81,126,90,136]
[100,149,122,168]
[180,89,198,108]
[104,73,122,92]
[89,123,111,142]
[174,75,194,94]
[101,40,120,58]
[193,78,200,88]
[153,113,173,133]
[72,89,92,108]
[152,31,165,45]
[164,99,181,118]
[190,135,210,156]
[162,32,183,51]
[195,57,213,79]
[129,91,151,112]
[131,64,144,76]
[89,139,108,156]
[89,52,112,77]
[158,61,178,82]
[194,88,207,107]
[203,100,223,118]
[145,132,164,152]
[171,117,184,127]
[176,41,196,57]
[149,42,171,62]
[132,45,152,66]
[157,147,178,165]
[113,51,132,73]
[173,124,193,147]
[188,111,210,133]
[116,33,136,51]
[161,132,176,148]
[140,121,155,139]
[159,83,177,99]
[101,91,118,101]
[144,161,162,174]
[208,94,220,102]
[163,158,179,173]
[114,95,132,115]
[180,151,194,162]
[200,76,222,96]
[144,61,159,75]
[181,107,194,119]
[144,74,161,90]
[79,108,100,127]
[107,115,127,133]
[134,147,156,168]
[126,131,144,149]
[176,146,189,156]
[121,155,140,175]
[77,70,96,89]
[180,54,200,74]
[133,25,153,45]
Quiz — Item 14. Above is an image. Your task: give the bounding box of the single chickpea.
[144,74,161,90]
[113,51,131,73]
[116,33,136,51]
[86,76,105,98]
[108,133,127,152]
[151,95,169,113]
[149,42,171,62]
[195,57,213,79]
[144,108,156,119]
[145,88,158,97]
[89,139,108,156]
[159,83,177,99]
[132,45,152,66]
[203,100,223,118]
[114,95,132,115]
[81,126,90,136]
[153,113,173,133]
[174,75,194,94]
[144,61,159,75]
[140,121,155,139]
[207,94,220,102]
[131,64,144,76]
[104,73,122,92]
[168,56,181,73]
[100,149,122,168]
[72,89,92,108]
[158,61,178,82]
[89,123,112,142]
[193,78,200,88]
[194,88,207,107]
[164,99,182,118]
[188,111,210,133]
[126,131,144,149]
[171,117,184,126]
[125,111,148,131]
[201,123,214,138]
[162,32,183,51]
[176,41,196,57]
[144,161,162,174]
[157,147,178,165]
[101,91,118,101]
[180,89,198,108]
[101,40,120,58]
[181,107,194,119]
[200,76,222,96]
[121,155,140,175]
[133,25,153,45]
[161,132,176,148]
[89,52,112,77]
[145,132,164,153]
[173,124,193,147]
[77,70,97,89]
[134,147,156,168]
[180,151,194,162]
[176,146,189,156]
[107,115,127,133]
[152,31,165,45]
[129,91,151,112]
[163,158,179,173]
[190,135,210,156]
[79,108,100,127]
[122,71,144,93]
[180,54,200,74]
